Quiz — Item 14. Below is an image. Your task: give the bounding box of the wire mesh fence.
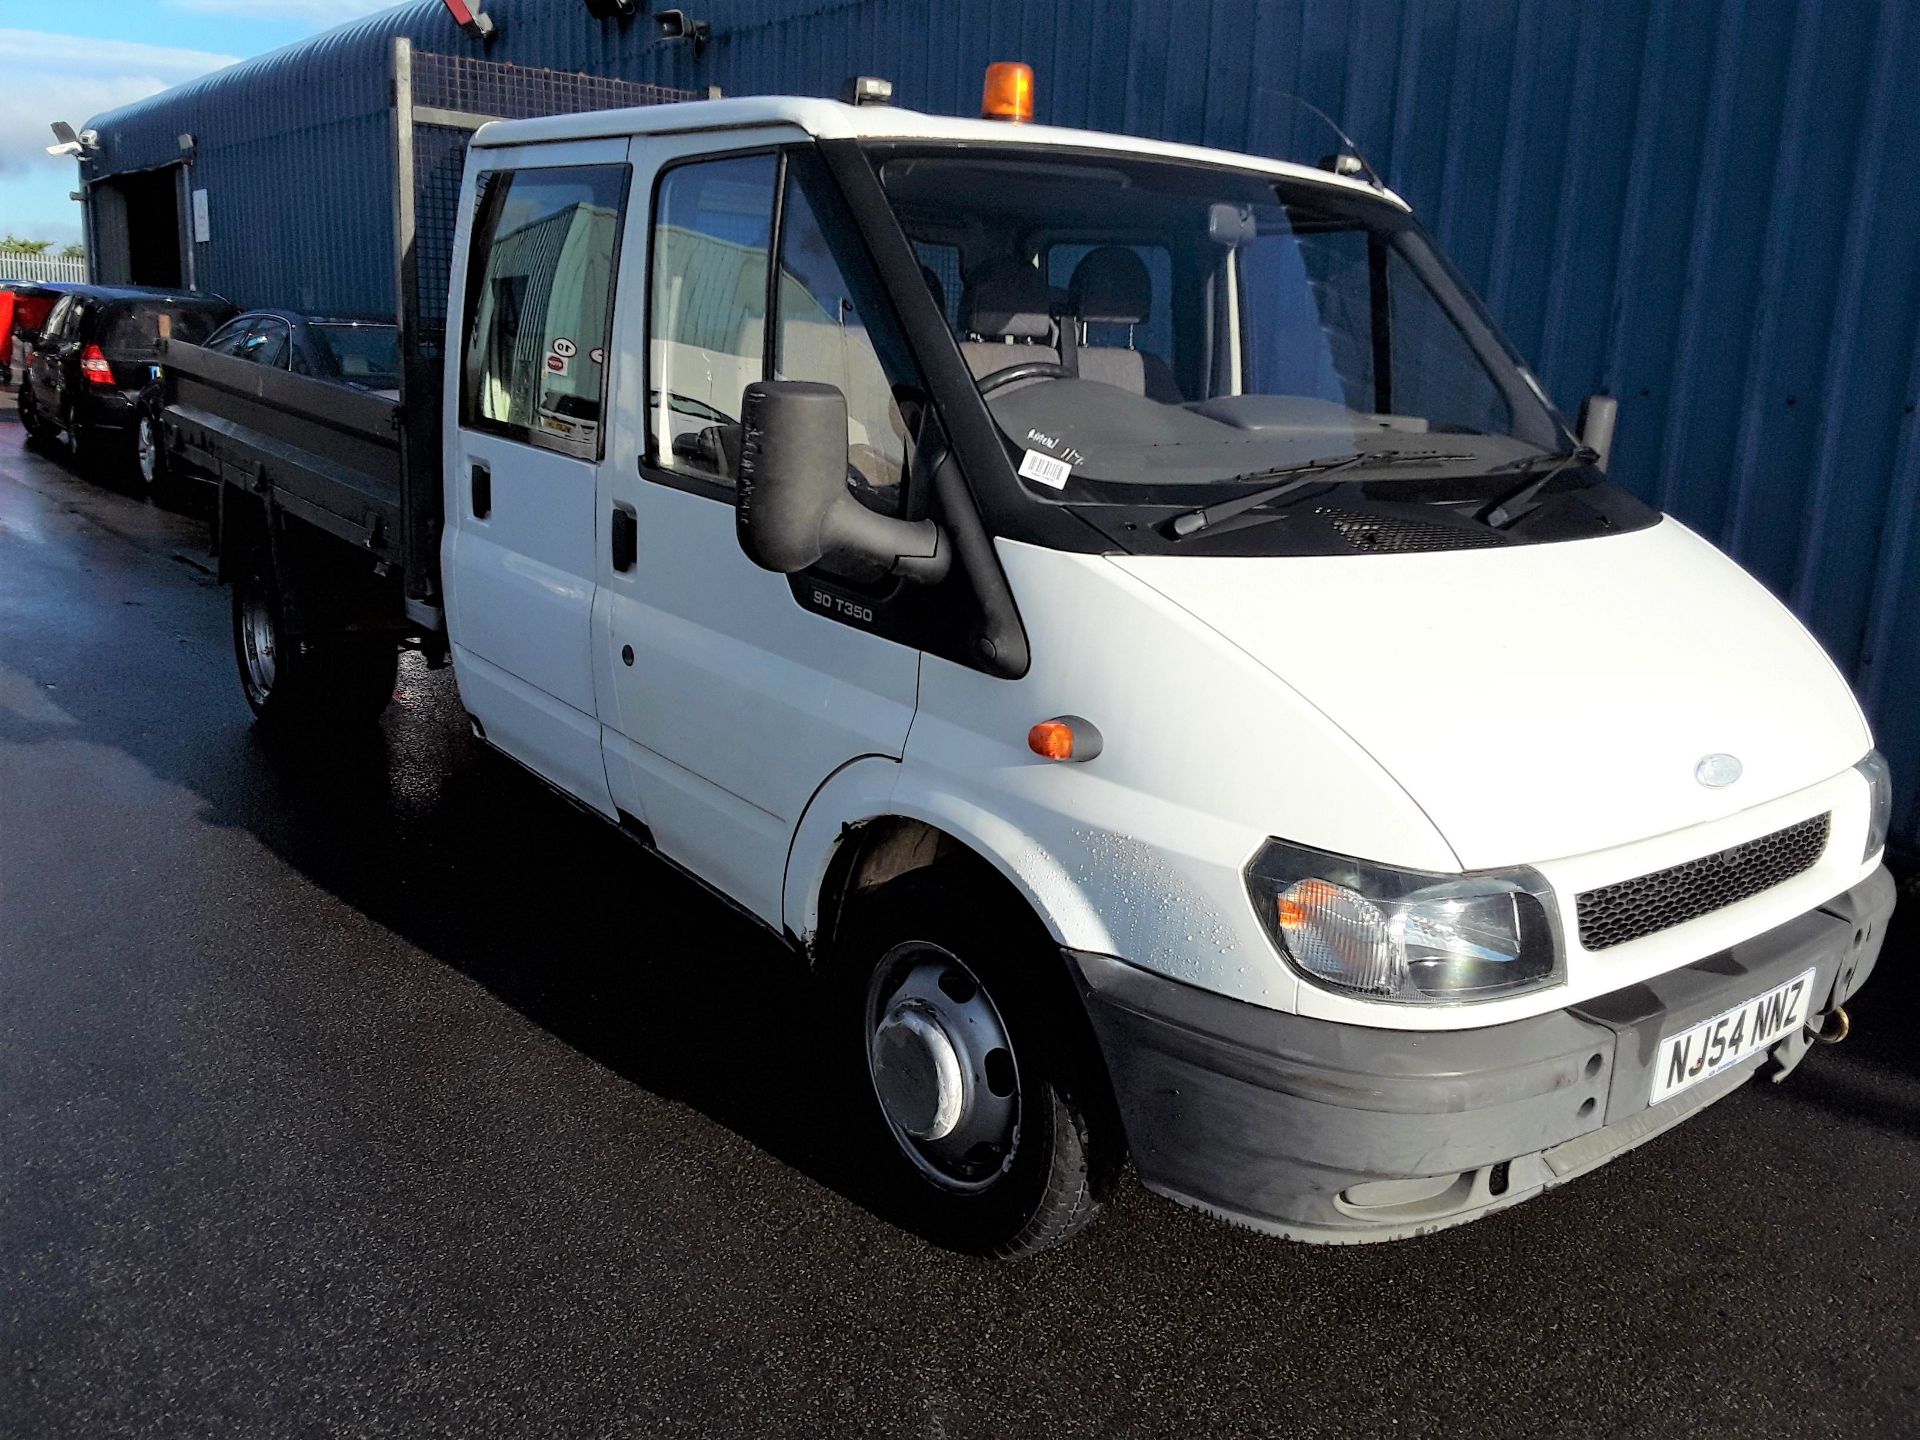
[406,51,699,342]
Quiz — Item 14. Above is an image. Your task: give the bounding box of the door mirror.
[1578,393,1618,472]
[735,381,949,584]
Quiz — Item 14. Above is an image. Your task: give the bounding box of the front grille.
[1575,812,1831,951]
[1313,507,1507,553]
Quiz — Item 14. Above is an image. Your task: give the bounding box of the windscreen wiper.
[1480,445,1599,529]
[1164,450,1476,540]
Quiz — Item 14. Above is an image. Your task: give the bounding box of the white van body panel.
[1111,518,1873,870]
[775,540,1880,1033]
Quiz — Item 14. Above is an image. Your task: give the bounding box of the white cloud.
[165,0,401,24]
[0,34,242,179]
[0,31,242,79]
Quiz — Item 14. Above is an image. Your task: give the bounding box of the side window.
[774,152,920,517]
[203,319,251,356]
[1268,229,1369,406]
[461,163,629,459]
[240,319,290,368]
[41,297,73,341]
[647,153,777,483]
[1383,246,1512,435]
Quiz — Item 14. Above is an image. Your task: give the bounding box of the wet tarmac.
[1,419,1916,1438]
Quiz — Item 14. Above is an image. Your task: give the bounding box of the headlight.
[1245,840,1562,1004]
[1856,750,1892,861]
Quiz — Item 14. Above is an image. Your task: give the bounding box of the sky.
[0,0,404,247]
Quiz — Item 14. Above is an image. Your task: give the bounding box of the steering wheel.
[977,361,1074,395]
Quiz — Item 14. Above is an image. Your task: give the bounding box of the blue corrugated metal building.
[81,0,1920,854]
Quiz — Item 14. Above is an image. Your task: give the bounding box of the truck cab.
[209,86,1895,1254]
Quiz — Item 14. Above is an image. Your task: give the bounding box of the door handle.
[611,502,637,572]
[471,462,491,519]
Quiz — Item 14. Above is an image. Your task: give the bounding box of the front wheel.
[841,874,1121,1257]
[16,382,54,443]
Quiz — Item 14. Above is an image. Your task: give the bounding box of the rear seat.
[1067,246,1182,402]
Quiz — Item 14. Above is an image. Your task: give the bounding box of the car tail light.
[80,344,115,385]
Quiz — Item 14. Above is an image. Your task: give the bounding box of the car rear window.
[311,323,400,388]
[99,302,228,354]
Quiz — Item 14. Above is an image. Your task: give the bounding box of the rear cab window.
[460,163,631,459]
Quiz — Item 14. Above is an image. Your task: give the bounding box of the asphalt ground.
[0,413,1916,1439]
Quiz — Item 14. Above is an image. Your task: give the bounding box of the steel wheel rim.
[136,418,158,484]
[240,590,277,699]
[865,941,1022,1194]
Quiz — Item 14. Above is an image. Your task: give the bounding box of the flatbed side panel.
[158,339,412,568]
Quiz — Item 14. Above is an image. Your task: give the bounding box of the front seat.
[958,258,1061,384]
[1067,246,1182,402]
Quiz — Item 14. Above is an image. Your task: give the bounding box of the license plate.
[1650,967,1816,1104]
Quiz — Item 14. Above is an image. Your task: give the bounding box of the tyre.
[233,566,398,727]
[135,410,167,493]
[841,872,1121,1257]
[66,418,99,476]
[16,382,54,443]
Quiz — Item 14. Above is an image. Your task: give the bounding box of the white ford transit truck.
[152,75,1896,1256]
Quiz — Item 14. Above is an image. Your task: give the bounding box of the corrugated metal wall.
[86,0,1920,851]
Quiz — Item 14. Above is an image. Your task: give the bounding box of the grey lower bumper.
[1070,866,1896,1244]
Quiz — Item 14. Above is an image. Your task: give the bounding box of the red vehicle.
[1,282,76,387]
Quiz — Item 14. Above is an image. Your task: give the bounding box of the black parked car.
[17,285,235,475]
[134,310,400,489]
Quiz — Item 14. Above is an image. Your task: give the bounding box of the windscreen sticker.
[1018,448,1072,489]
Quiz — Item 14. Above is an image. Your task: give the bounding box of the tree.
[0,235,53,254]
[59,243,84,260]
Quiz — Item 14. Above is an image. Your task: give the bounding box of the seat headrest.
[962,259,1055,341]
[1069,245,1151,326]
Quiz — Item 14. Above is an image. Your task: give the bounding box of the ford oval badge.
[1695,753,1743,788]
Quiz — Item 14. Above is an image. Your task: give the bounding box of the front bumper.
[1070,866,1895,1244]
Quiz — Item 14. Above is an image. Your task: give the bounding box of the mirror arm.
[822,502,951,585]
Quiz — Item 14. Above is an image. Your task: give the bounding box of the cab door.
[444,142,632,814]
[593,132,924,924]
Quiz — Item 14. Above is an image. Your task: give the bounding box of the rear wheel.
[233,566,397,727]
[841,873,1121,1257]
[65,418,102,477]
[135,411,167,493]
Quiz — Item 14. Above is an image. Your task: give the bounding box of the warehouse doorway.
[87,164,189,290]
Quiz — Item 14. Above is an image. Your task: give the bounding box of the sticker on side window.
[1018,448,1071,489]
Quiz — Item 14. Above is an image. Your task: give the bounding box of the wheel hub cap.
[242,597,277,695]
[872,1003,965,1140]
[865,948,1021,1192]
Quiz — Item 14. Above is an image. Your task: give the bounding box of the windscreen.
[101,302,227,355]
[877,150,1571,500]
[312,323,400,390]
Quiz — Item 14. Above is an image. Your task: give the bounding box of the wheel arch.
[784,756,1117,963]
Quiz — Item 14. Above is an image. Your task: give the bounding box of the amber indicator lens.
[1028,719,1075,760]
